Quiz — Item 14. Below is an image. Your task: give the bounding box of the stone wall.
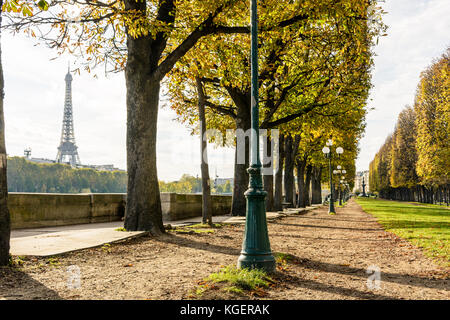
[9,192,232,229]
[9,193,126,229]
[161,193,232,221]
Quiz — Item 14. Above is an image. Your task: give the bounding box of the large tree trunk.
[283,135,300,208]
[303,164,312,206]
[273,134,285,211]
[296,159,306,208]
[311,166,322,204]
[284,135,294,207]
[0,2,11,266]
[263,133,274,211]
[123,1,164,233]
[228,89,251,216]
[196,78,212,225]
[231,109,250,216]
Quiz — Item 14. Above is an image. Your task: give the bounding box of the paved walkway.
[10,206,318,257]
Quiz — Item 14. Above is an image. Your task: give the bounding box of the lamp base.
[237,253,276,273]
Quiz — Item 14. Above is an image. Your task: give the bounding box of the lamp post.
[322,140,343,214]
[237,0,275,272]
[362,176,367,197]
[339,176,346,206]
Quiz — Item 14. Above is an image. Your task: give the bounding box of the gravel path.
[0,199,448,300]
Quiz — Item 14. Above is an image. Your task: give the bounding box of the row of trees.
[7,157,128,193]
[0,0,385,264]
[7,157,231,195]
[369,48,449,204]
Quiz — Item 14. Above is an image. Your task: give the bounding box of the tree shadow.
[153,233,241,256]
[270,232,387,242]
[277,253,449,291]
[291,215,375,223]
[275,272,396,300]
[0,267,62,300]
[272,221,383,232]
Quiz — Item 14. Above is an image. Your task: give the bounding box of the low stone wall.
[9,193,126,229]
[161,193,232,221]
[9,192,232,229]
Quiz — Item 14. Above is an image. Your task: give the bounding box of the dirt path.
[0,199,448,300]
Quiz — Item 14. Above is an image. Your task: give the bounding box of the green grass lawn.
[356,197,449,267]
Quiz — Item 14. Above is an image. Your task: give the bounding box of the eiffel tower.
[56,66,81,166]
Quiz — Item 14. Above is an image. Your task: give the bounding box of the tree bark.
[263,133,274,211]
[296,159,306,208]
[196,77,213,225]
[273,134,285,211]
[311,166,322,204]
[0,1,11,265]
[230,91,251,216]
[283,135,300,208]
[284,135,294,207]
[303,164,312,206]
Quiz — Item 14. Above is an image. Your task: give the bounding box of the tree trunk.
[196,77,212,225]
[263,133,273,211]
[0,2,11,265]
[304,164,312,206]
[231,99,251,216]
[123,6,164,233]
[283,135,300,208]
[273,134,285,211]
[311,166,322,204]
[296,159,306,208]
[284,135,294,207]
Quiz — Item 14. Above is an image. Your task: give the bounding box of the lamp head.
[322,146,330,154]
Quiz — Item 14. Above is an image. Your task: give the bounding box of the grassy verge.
[356,197,449,267]
[190,252,302,299]
[190,265,276,299]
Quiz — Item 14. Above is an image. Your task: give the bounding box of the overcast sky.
[2,0,449,181]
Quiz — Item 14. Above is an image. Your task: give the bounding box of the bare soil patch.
[1,199,448,300]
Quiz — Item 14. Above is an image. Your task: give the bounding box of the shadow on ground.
[0,267,62,300]
[277,253,449,291]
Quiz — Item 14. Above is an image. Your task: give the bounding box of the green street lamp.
[339,176,346,206]
[237,0,275,272]
[362,176,367,197]
[322,140,343,214]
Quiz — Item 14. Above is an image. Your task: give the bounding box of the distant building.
[354,170,369,193]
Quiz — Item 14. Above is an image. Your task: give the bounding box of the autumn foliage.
[369,48,449,204]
